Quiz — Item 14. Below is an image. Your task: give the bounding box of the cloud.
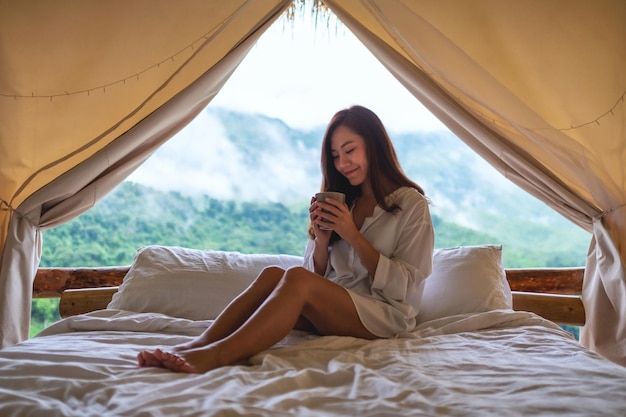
[127,111,322,203]
[210,14,447,133]
[127,112,238,198]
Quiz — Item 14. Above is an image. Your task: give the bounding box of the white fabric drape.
[0,0,290,347]
[325,0,626,366]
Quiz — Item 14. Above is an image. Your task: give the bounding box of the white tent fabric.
[1,0,624,365]
[323,0,626,365]
[0,0,291,346]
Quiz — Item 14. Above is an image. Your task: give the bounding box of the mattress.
[1,309,624,417]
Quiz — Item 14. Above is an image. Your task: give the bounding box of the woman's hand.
[309,196,333,275]
[309,196,332,242]
[311,197,358,241]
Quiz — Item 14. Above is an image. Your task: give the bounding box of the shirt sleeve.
[302,239,328,274]
[371,194,434,302]
[302,238,316,272]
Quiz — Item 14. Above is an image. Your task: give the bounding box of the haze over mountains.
[126,106,591,265]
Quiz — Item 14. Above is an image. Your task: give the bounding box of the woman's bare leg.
[138,266,288,367]
[156,266,376,373]
[180,266,290,348]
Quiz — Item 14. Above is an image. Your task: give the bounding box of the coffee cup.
[314,192,345,230]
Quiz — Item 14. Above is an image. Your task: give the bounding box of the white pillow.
[416,245,512,324]
[107,245,303,320]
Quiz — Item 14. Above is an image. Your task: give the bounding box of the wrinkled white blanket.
[0,309,625,417]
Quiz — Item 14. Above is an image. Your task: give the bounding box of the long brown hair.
[309,105,426,240]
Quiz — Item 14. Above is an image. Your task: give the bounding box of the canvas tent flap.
[0,0,287,244]
[324,0,626,365]
[0,0,290,347]
[326,0,626,212]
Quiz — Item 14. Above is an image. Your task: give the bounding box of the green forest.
[39,182,590,269]
[31,181,587,338]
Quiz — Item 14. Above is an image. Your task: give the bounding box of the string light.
[0,26,221,101]
[560,89,625,132]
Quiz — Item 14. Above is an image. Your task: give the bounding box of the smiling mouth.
[343,168,358,177]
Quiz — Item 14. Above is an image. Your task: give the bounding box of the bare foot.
[137,350,163,368]
[152,348,199,373]
[137,336,208,368]
[153,346,225,374]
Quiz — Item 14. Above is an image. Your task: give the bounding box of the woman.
[137,105,434,373]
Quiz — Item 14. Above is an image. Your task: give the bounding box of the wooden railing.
[33,266,585,326]
[33,266,129,298]
[33,266,585,297]
[504,267,583,295]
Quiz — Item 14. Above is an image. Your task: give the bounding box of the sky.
[208,11,447,133]
[126,9,451,200]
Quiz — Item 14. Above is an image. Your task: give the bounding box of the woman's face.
[330,125,369,188]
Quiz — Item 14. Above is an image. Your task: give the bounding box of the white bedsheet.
[0,309,624,417]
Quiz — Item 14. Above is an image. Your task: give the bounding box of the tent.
[1,0,624,365]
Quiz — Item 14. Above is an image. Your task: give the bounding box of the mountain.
[37,106,588,269]
[125,106,590,263]
[128,107,558,222]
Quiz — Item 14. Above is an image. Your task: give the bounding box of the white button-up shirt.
[304,187,434,337]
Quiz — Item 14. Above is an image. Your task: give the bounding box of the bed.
[1,245,625,416]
